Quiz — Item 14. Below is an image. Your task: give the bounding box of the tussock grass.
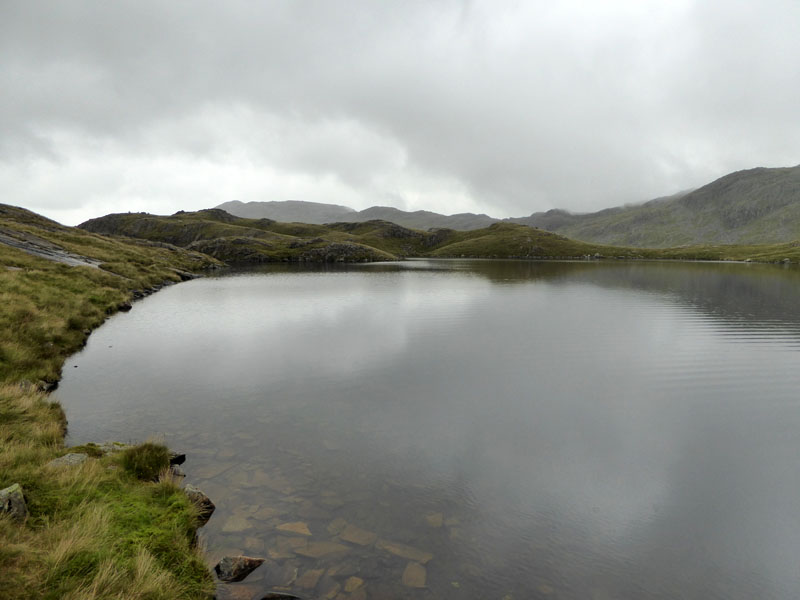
[0,205,215,599]
[121,442,171,481]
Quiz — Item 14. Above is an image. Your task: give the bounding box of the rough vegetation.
[121,443,171,481]
[81,209,396,263]
[80,206,800,264]
[0,204,217,599]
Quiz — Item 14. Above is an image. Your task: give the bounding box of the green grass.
[0,204,217,599]
[80,207,800,265]
[121,443,171,481]
[3,200,799,600]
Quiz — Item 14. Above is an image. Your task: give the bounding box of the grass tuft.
[121,443,171,481]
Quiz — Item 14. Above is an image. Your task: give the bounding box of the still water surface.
[57,260,800,599]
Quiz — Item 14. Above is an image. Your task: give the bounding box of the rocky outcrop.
[184,484,215,525]
[214,555,266,582]
[298,242,391,263]
[0,483,28,522]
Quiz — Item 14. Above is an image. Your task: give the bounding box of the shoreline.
[0,209,223,598]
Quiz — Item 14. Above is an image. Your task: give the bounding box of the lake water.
[56,259,800,599]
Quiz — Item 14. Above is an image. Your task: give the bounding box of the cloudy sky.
[2,1,799,226]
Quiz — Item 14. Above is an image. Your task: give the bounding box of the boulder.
[168,451,186,465]
[0,483,28,522]
[214,555,265,582]
[46,453,88,468]
[183,484,215,525]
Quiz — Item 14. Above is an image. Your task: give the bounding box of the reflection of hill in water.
[226,259,800,336]
[442,260,800,335]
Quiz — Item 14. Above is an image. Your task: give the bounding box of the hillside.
[80,209,399,263]
[344,206,497,230]
[216,199,355,223]
[79,207,800,264]
[517,165,800,247]
[80,208,651,262]
[216,200,498,230]
[219,164,800,246]
[0,203,219,598]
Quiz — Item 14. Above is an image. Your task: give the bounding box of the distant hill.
[218,164,800,246]
[79,208,800,265]
[516,165,800,247]
[79,209,657,263]
[216,200,356,224]
[348,206,497,230]
[216,200,497,231]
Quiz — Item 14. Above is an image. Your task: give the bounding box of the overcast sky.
[2,1,800,226]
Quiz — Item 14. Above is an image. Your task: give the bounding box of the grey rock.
[37,380,58,392]
[46,453,88,468]
[0,483,28,522]
[98,441,131,455]
[184,484,215,525]
[214,554,265,582]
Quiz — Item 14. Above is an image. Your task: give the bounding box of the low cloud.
[2,0,800,224]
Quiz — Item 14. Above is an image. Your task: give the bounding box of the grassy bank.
[0,205,219,599]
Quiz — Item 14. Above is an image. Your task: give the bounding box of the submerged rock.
[295,568,324,590]
[222,515,252,533]
[424,512,444,528]
[326,517,347,535]
[276,521,312,536]
[340,523,377,546]
[294,541,349,558]
[0,483,28,522]
[184,484,216,525]
[214,554,266,582]
[401,562,427,588]
[375,539,433,564]
[344,576,364,592]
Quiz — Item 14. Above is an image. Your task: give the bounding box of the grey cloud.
[2,0,800,224]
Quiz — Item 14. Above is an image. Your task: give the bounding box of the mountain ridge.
[216,164,800,246]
